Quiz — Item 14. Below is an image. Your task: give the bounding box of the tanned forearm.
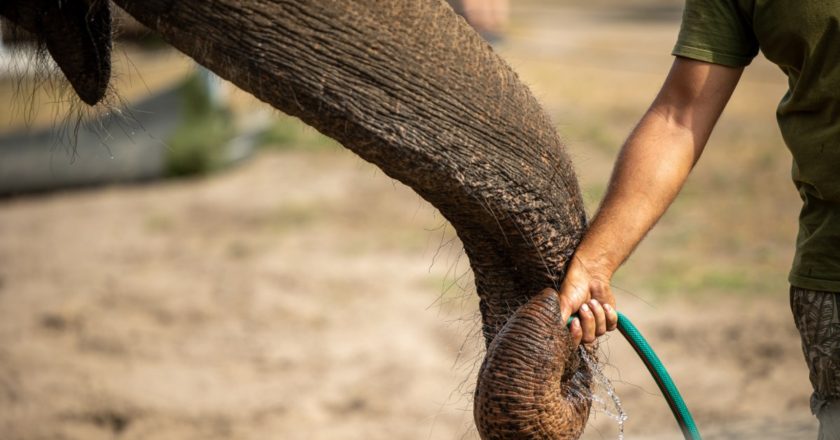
[575,103,704,277]
[558,57,745,345]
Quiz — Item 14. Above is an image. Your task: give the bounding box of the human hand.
[557,255,618,346]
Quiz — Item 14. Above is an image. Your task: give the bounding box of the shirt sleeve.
[673,0,760,67]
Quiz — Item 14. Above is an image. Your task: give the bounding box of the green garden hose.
[616,311,701,440]
[569,311,702,439]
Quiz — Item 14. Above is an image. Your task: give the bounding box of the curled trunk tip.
[474,288,593,439]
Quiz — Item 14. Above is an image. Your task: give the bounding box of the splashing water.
[564,345,628,439]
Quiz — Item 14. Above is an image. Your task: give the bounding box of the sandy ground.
[0,2,820,439]
[0,150,485,440]
[0,148,817,440]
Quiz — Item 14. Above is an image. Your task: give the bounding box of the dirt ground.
[0,2,819,439]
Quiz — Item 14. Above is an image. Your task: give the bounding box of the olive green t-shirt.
[673,0,840,292]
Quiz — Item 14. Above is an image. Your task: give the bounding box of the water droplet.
[573,346,628,439]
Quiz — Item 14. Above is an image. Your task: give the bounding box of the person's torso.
[741,0,840,202]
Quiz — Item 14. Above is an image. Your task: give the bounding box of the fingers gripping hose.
[570,312,702,439]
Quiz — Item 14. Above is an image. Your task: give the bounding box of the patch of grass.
[699,270,751,291]
[581,182,607,212]
[626,257,774,298]
[225,240,253,259]
[267,203,322,231]
[562,120,621,154]
[337,229,430,256]
[165,72,235,177]
[144,214,173,233]
[420,273,478,310]
[257,116,340,151]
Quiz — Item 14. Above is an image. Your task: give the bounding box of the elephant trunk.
[475,289,592,439]
[116,0,594,437]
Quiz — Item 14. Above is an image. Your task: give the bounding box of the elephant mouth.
[0,0,112,106]
[475,288,593,439]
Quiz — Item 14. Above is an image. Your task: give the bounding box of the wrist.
[570,243,617,281]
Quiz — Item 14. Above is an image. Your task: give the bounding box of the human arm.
[559,57,745,345]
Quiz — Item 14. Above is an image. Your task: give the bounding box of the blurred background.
[0,0,813,439]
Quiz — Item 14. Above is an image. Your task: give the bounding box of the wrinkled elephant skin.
[0,1,594,438]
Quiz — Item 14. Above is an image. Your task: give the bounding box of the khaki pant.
[791,287,840,439]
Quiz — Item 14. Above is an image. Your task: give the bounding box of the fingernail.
[581,303,590,313]
[590,299,599,307]
[603,304,612,311]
